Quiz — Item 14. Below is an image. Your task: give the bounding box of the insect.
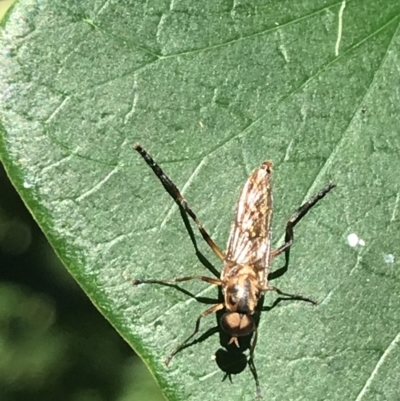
[133,143,335,395]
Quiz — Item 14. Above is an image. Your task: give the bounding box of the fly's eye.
[220,312,255,337]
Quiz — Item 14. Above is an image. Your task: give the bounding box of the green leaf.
[1,1,400,400]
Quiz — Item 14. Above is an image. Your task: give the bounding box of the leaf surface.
[1,1,400,400]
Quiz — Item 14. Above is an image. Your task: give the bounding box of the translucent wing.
[224,161,273,270]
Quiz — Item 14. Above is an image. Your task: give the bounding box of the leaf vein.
[160,1,346,60]
[355,331,400,401]
[76,167,119,202]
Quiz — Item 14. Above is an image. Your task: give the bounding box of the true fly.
[133,143,335,395]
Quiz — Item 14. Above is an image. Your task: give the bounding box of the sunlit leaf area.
[1,1,400,401]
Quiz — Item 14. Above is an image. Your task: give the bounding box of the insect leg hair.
[134,144,224,260]
[272,183,336,258]
[165,303,225,365]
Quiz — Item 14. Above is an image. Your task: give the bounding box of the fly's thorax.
[222,264,259,314]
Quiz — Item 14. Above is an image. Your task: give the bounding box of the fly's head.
[220,270,259,346]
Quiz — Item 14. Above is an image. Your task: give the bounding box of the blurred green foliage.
[0,162,165,401]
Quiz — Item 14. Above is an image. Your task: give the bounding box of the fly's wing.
[224,161,273,271]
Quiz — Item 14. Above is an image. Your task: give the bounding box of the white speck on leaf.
[383,254,395,264]
[23,181,33,189]
[347,233,365,247]
[347,233,358,247]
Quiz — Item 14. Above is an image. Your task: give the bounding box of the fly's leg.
[248,329,261,398]
[134,144,224,261]
[272,183,336,258]
[263,285,317,305]
[133,276,223,363]
[164,303,224,365]
[133,276,222,286]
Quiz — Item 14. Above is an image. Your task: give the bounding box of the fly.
[133,143,335,396]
